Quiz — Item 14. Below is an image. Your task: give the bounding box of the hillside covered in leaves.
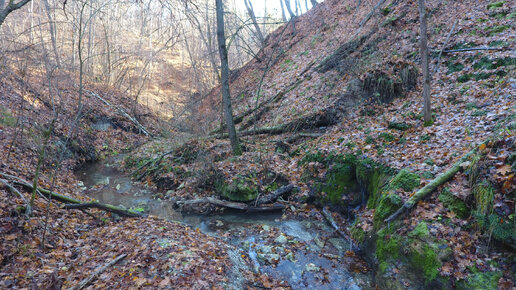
[1,0,515,288]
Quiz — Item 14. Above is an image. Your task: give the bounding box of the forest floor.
[1,0,515,289]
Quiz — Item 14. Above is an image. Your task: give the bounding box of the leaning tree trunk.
[419,0,432,124]
[244,0,265,46]
[215,0,241,155]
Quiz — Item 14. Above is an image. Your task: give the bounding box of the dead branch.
[321,207,360,252]
[69,253,127,290]
[440,47,508,53]
[176,196,285,212]
[0,178,27,203]
[255,184,294,205]
[84,89,153,137]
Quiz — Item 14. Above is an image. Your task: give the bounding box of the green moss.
[457,266,502,290]
[351,227,366,244]
[486,1,505,9]
[388,121,411,131]
[374,193,402,228]
[473,57,516,70]
[217,175,258,202]
[485,25,510,36]
[0,106,17,127]
[387,169,420,192]
[376,227,402,270]
[322,160,360,205]
[446,62,464,74]
[379,132,395,142]
[489,40,510,47]
[409,221,430,239]
[410,244,441,281]
[439,188,470,218]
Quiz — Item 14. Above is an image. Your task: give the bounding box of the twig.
[69,253,127,290]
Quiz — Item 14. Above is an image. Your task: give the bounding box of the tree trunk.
[0,0,31,27]
[284,0,295,18]
[244,0,265,46]
[419,0,431,124]
[279,0,287,22]
[215,0,241,155]
[42,0,61,68]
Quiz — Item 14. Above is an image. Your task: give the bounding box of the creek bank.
[75,157,374,288]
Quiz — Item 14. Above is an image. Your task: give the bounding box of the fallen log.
[384,147,478,223]
[0,172,142,217]
[321,207,360,252]
[176,197,285,212]
[69,253,127,290]
[209,78,305,135]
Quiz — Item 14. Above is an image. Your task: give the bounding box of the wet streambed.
[76,157,373,289]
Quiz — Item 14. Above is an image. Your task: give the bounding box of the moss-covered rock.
[387,169,420,192]
[439,188,470,218]
[373,193,402,228]
[376,227,402,273]
[409,221,430,239]
[301,152,393,209]
[409,243,441,281]
[217,175,258,202]
[457,266,502,290]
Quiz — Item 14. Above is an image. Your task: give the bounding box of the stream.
[76,157,374,289]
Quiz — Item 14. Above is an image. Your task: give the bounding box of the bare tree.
[216,0,241,155]
[0,0,31,27]
[418,0,431,125]
[243,0,264,45]
[279,0,287,22]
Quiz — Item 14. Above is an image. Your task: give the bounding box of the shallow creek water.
[76,158,373,289]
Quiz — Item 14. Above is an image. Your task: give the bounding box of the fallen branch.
[209,78,305,135]
[63,202,141,217]
[433,19,458,74]
[0,172,142,217]
[384,147,478,223]
[69,253,127,290]
[440,47,507,53]
[176,197,285,212]
[0,178,27,203]
[84,89,153,137]
[321,207,360,252]
[255,184,294,205]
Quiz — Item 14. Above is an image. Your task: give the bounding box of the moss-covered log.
[384,147,477,223]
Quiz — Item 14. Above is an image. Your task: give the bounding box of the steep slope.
[127,0,515,287]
